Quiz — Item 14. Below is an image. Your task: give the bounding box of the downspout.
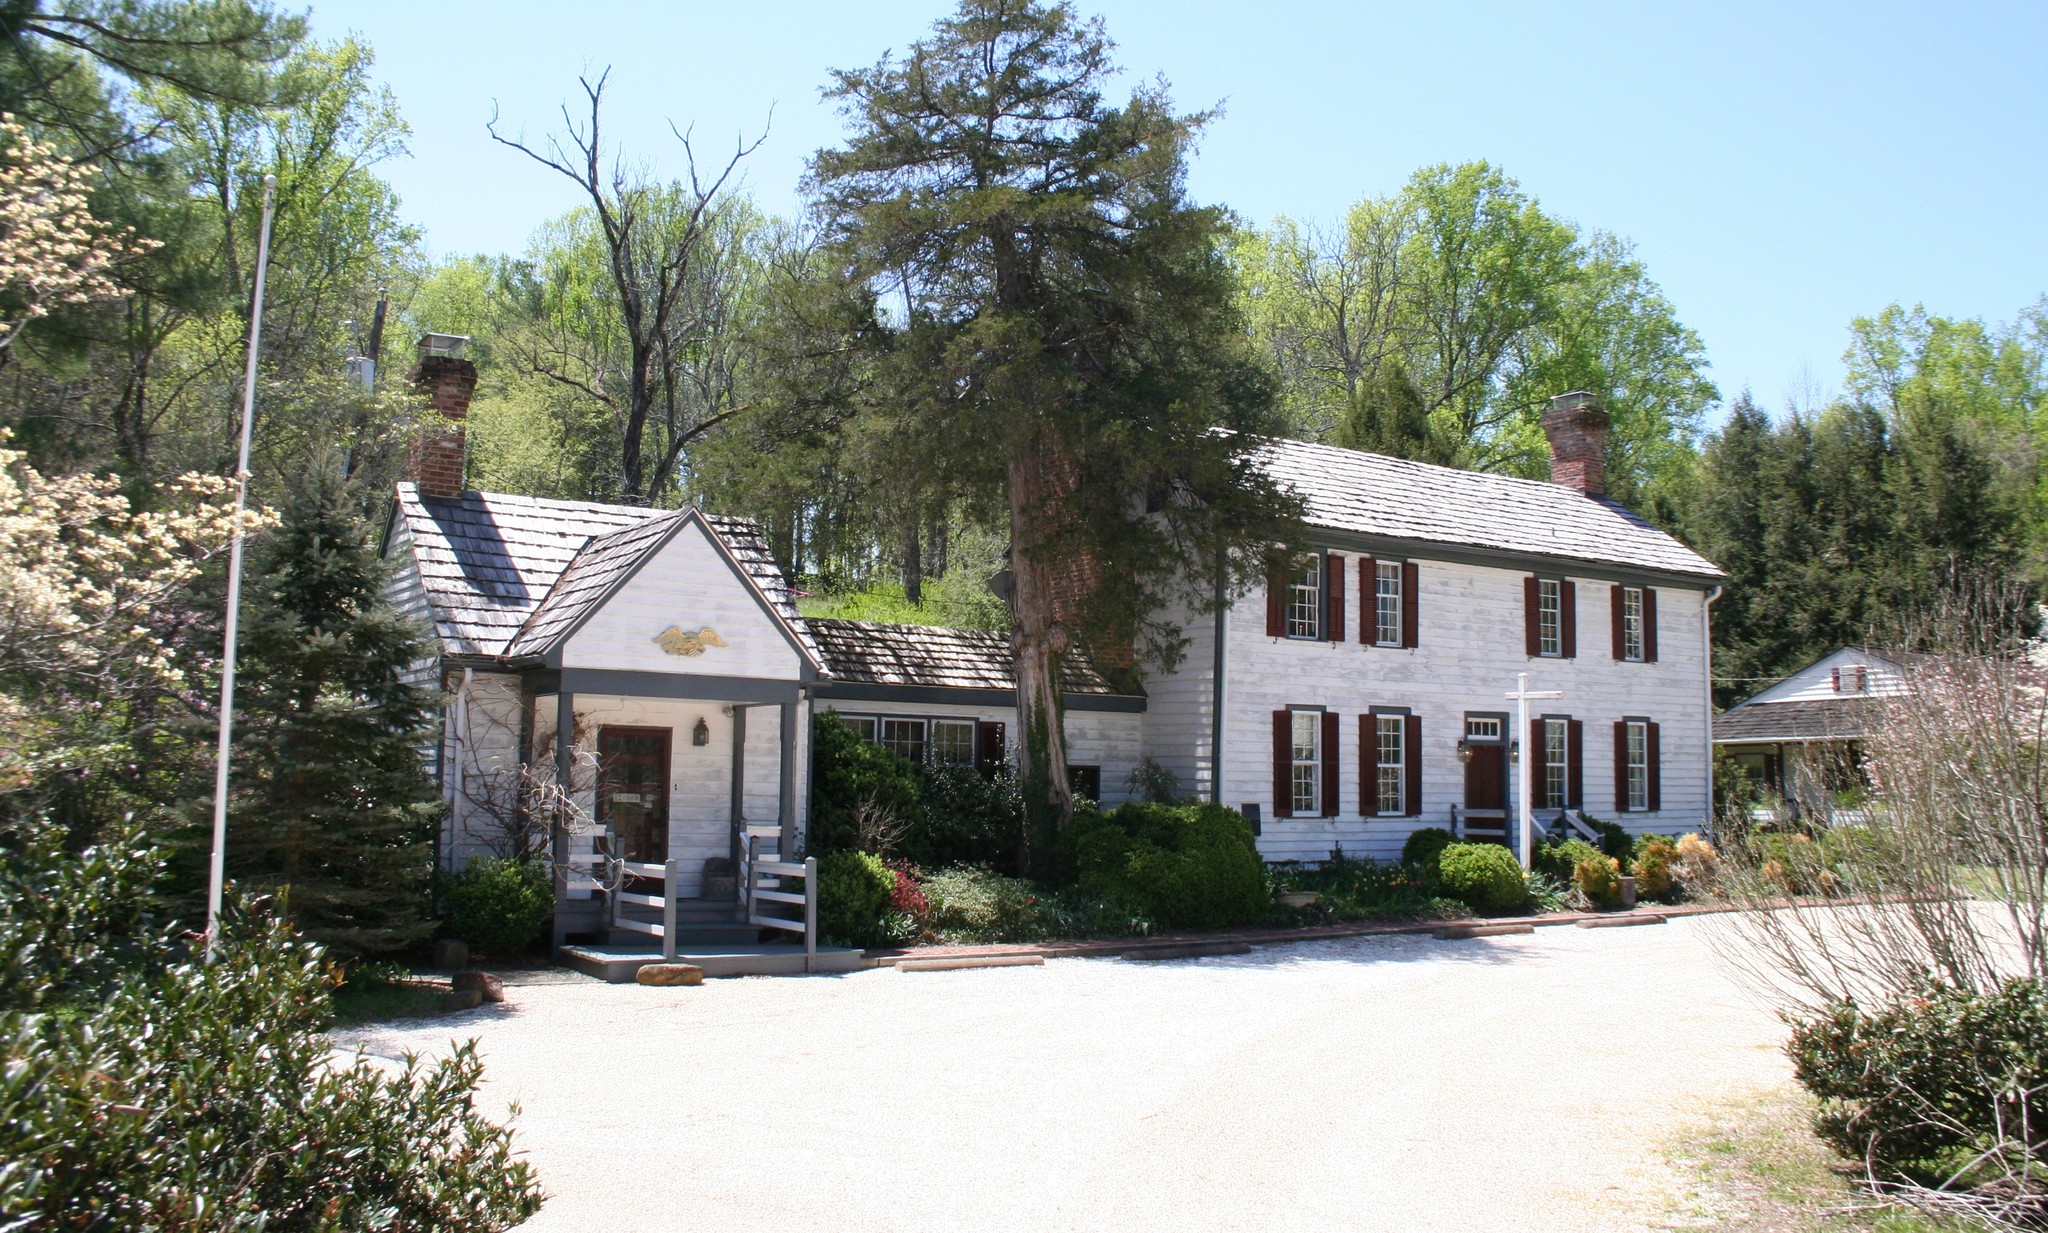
[1210,555,1228,806]
[1702,584,1723,836]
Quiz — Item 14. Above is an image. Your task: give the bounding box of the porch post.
[728,705,747,867]
[553,691,574,868]
[778,698,798,860]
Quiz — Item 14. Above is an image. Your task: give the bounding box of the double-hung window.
[840,714,877,742]
[1285,559,1322,639]
[879,718,927,765]
[1375,714,1405,815]
[931,719,976,767]
[1541,718,1569,810]
[1538,579,1563,657]
[1624,720,1649,811]
[1621,587,1645,662]
[1374,562,1403,647]
[1291,711,1321,815]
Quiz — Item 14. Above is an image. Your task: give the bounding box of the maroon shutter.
[1567,718,1584,808]
[1359,556,1378,645]
[1614,721,1630,812]
[1326,555,1345,643]
[1404,713,1422,816]
[1647,721,1662,812]
[1401,562,1419,648]
[1561,581,1578,659]
[1321,711,1340,817]
[1272,711,1292,817]
[1523,576,1540,657]
[1531,719,1546,806]
[1643,589,1659,662]
[1266,568,1284,637]
[1611,585,1626,660]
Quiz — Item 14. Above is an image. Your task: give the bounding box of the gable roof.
[808,618,1128,697]
[1713,697,1878,744]
[1251,437,1723,582]
[387,484,820,665]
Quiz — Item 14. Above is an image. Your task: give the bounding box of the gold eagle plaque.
[653,626,727,657]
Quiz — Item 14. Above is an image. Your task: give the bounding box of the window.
[1538,579,1563,657]
[1542,718,1569,809]
[1291,711,1321,815]
[1375,561,1403,647]
[841,714,877,742]
[1621,587,1645,661]
[1068,764,1102,801]
[879,718,926,765]
[1625,720,1649,811]
[931,720,976,767]
[1466,716,1502,741]
[1285,558,1322,638]
[1375,714,1405,815]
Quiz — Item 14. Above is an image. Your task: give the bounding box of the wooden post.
[728,705,747,871]
[803,855,818,974]
[778,699,798,860]
[662,858,679,962]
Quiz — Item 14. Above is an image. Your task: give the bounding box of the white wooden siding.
[562,519,805,679]
[1139,592,1218,802]
[1735,647,1904,706]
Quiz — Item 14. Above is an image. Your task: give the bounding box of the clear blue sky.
[312,0,2046,419]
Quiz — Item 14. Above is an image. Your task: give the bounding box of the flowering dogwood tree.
[0,116,151,355]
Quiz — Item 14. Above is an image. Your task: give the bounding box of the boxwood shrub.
[1400,827,1456,870]
[1064,802,1269,930]
[444,855,553,957]
[1437,842,1527,914]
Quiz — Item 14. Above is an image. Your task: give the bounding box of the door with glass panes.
[598,727,670,864]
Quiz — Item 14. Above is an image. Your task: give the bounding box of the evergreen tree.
[218,460,439,958]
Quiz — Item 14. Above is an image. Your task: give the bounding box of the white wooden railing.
[739,830,818,973]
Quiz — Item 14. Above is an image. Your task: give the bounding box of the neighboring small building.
[1712,646,1902,817]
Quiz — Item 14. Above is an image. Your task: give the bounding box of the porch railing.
[738,831,817,974]
[607,857,681,963]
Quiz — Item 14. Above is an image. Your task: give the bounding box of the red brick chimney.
[404,333,478,500]
[1542,390,1609,497]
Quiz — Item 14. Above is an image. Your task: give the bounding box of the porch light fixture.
[1507,739,1520,764]
[692,717,710,746]
[1455,738,1473,764]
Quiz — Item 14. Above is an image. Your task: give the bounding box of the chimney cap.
[1548,390,1602,415]
[417,332,470,359]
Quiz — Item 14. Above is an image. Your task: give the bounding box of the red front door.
[598,727,670,864]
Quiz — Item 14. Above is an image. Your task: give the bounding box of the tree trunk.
[900,518,923,607]
[925,514,949,582]
[1007,442,1074,861]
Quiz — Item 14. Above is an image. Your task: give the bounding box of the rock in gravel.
[451,969,505,1002]
[439,988,484,1012]
[433,938,469,970]
[636,963,704,987]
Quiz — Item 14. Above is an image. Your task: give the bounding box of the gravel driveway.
[337,916,1792,1232]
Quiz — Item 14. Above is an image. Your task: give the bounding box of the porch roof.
[1712,697,1876,744]
[808,619,1124,696]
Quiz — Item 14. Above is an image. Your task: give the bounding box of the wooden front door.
[1462,726,1509,845]
[598,727,670,864]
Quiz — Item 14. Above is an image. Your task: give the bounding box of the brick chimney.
[1542,390,1609,497]
[404,333,477,499]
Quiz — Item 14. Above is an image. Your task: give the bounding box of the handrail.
[742,833,817,973]
[607,855,680,962]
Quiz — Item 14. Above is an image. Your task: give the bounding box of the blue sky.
[312,1,2046,420]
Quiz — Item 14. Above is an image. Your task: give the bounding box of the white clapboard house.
[381,337,1722,965]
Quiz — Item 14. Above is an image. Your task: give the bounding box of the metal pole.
[1515,672,1532,871]
[204,174,278,962]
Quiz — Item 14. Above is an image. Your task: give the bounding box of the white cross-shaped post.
[1507,671,1564,870]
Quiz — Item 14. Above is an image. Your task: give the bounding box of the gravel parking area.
[337,915,1792,1232]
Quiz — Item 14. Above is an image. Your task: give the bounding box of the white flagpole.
[1507,671,1564,870]
[205,173,278,962]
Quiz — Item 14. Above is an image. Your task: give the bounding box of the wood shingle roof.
[808,618,1126,696]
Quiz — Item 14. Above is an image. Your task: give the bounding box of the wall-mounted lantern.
[1507,739,1520,764]
[692,717,711,747]
[1455,738,1473,764]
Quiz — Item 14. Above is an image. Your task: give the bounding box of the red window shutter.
[1326,555,1345,643]
[1643,589,1659,662]
[1531,719,1546,806]
[1610,585,1626,660]
[1567,718,1584,808]
[1561,581,1578,659]
[1266,568,1284,637]
[1401,561,1419,649]
[1523,576,1540,657]
[1404,713,1423,816]
[1359,556,1378,645]
[1321,711,1340,817]
[1358,715,1374,817]
[1647,721,1662,812]
[1613,721,1630,812]
[1830,667,1841,693]
[1272,711,1292,817]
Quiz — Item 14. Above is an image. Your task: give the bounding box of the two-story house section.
[1140,393,1726,862]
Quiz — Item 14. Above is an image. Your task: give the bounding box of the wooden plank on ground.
[897,955,1046,972]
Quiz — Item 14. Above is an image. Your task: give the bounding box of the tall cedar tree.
[809,0,1299,835]
[220,463,439,957]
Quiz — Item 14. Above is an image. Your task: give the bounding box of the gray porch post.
[728,705,747,867]
[552,690,575,949]
[778,697,798,860]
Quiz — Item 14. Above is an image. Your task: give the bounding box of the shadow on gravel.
[1163,931,1554,972]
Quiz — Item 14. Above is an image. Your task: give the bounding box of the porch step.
[560,943,866,981]
[605,925,767,948]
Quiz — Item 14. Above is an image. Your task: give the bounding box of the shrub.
[1532,837,1605,883]
[1672,832,1719,888]
[809,712,925,855]
[1630,836,1679,901]
[1787,978,2048,1188]
[920,865,1052,942]
[1400,827,1456,871]
[444,855,553,957]
[1581,815,1633,861]
[1574,852,1622,909]
[1436,842,1527,914]
[817,850,894,946]
[917,762,1025,869]
[1065,802,1269,930]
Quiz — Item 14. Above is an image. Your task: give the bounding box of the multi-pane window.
[1285,559,1322,638]
[1375,561,1403,647]
[931,720,977,767]
[1375,714,1406,815]
[1538,579,1563,657]
[879,718,927,765]
[841,715,877,742]
[1291,711,1321,815]
[1625,720,1650,811]
[1466,716,1502,741]
[1541,718,1569,809]
[1621,586,1645,661]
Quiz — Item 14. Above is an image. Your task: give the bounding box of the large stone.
[451,969,505,1003]
[636,963,705,987]
[432,938,469,970]
[439,988,484,1012]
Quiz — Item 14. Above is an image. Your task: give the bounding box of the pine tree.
[220,461,439,958]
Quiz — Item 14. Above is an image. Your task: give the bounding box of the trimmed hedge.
[1437,842,1527,914]
[1400,827,1456,870]
[444,856,553,957]
[1065,802,1269,930]
[817,850,893,946]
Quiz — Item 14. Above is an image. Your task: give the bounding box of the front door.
[598,727,670,864]
[1462,715,1509,845]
